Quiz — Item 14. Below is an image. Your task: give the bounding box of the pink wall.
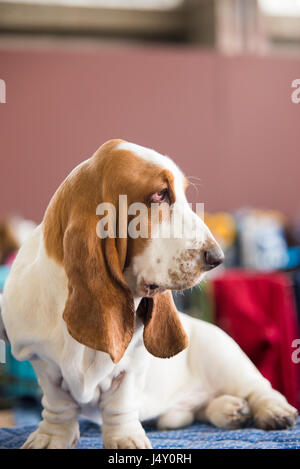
[0,42,300,223]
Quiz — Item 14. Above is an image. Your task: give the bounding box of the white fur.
[1,143,297,449]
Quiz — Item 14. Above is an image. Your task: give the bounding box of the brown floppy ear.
[43,139,135,364]
[62,216,135,364]
[0,219,19,264]
[138,291,188,358]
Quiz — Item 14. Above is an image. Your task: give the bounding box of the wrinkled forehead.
[116,141,186,201]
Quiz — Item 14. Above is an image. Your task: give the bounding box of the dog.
[1,139,297,449]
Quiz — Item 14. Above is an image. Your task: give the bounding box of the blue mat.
[1,418,300,449]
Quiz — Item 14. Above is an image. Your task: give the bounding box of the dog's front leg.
[100,369,152,449]
[21,360,80,449]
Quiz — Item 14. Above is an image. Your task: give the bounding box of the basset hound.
[1,139,297,449]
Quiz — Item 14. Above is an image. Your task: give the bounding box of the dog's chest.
[62,320,147,406]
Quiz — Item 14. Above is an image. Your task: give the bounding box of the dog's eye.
[151,189,169,203]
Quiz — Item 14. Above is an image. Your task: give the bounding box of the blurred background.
[0,0,300,429]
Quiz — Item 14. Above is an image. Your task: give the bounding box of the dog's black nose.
[204,247,224,270]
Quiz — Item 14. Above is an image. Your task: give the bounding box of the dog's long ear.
[138,291,188,358]
[43,140,135,364]
[62,219,134,363]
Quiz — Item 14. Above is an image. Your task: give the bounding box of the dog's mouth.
[141,282,162,297]
[141,274,205,297]
[137,267,207,297]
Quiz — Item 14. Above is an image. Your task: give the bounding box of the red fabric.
[213,270,300,409]
[5,251,17,266]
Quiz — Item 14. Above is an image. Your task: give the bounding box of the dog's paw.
[21,421,80,449]
[254,400,298,430]
[205,395,251,429]
[102,422,152,449]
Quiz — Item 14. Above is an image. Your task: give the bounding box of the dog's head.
[43,139,223,363]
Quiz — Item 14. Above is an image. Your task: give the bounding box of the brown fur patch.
[0,220,19,264]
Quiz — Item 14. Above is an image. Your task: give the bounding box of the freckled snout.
[203,245,224,271]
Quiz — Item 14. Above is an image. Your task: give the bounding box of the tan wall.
[0,43,299,222]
